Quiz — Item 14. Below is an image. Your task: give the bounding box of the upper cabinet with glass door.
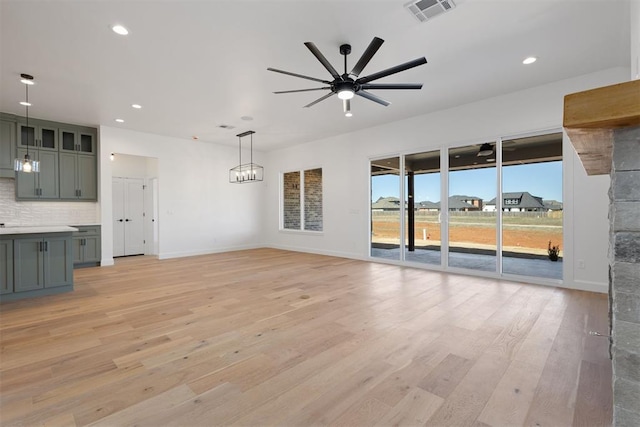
[17,120,58,151]
[59,128,97,155]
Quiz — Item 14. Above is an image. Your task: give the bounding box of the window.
[282,168,323,231]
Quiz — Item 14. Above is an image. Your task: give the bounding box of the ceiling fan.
[267,37,427,116]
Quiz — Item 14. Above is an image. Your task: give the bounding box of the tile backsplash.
[0,178,99,226]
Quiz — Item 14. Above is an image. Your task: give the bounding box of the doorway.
[110,153,159,258]
[112,177,144,257]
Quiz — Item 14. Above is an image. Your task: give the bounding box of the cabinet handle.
[38,241,42,252]
[125,219,131,222]
[117,219,123,222]
[44,241,48,252]
[78,189,82,197]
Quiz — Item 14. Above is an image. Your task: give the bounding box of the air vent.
[218,124,235,130]
[404,0,456,22]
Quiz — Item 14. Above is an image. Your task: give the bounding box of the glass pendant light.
[14,73,40,173]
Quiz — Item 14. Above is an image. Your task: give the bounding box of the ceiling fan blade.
[360,83,423,90]
[267,68,330,84]
[274,87,331,94]
[304,42,341,80]
[350,37,384,78]
[356,90,390,106]
[357,57,427,84]
[303,92,336,108]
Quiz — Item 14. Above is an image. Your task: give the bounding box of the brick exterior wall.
[304,168,323,231]
[610,126,640,426]
[283,171,300,229]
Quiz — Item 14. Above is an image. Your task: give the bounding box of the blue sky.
[372,161,562,202]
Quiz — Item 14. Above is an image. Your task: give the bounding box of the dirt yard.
[372,217,563,255]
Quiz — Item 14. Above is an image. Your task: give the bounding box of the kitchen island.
[0,226,76,302]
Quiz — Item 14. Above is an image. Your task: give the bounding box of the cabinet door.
[0,120,16,177]
[59,152,78,199]
[83,235,101,263]
[72,237,84,264]
[13,238,45,292]
[38,150,60,199]
[15,148,39,199]
[44,236,73,287]
[78,130,97,154]
[17,123,37,148]
[0,240,13,294]
[59,129,78,153]
[38,126,58,151]
[77,154,97,200]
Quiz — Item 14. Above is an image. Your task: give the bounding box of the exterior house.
[483,192,550,212]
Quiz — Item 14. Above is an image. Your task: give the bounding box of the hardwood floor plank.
[417,353,475,399]
[0,249,611,426]
[375,387,444,426]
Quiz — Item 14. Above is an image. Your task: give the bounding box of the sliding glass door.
[448,144,497,272]
[368,130,563,282]
[404,150,441,265]
[371,157,401,260]
[501,133,563,279]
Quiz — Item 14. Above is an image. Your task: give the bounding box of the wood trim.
[563,79,640,175]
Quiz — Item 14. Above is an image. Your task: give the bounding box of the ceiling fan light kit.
[229,131,264,184]
[268,37,427,116]
[477,143,494,157]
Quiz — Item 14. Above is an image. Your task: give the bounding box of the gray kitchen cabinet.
[0,119,16,178]
[15,148,59,199]
[18,120,58,151]
[72,225,101,267]
[0,239,13,295]
[13,234,73,292]
[60,152,97,200]
[60,128,97,155]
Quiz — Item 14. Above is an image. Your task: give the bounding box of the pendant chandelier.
[14,73,40,173]
[229,130,264,183]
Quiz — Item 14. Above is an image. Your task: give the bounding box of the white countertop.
[0,226,78,235]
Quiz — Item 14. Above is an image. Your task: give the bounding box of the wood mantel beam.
[563,80,640,175]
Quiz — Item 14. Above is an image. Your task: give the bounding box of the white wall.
[99,126,265,265]
[264,67,630,293]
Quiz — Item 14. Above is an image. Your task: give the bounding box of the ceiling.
[0,0,631,151]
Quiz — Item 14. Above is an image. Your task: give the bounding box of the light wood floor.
[0,248,612,426]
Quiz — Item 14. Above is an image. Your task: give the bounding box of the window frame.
[280,167,324,234]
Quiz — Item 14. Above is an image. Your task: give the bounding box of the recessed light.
[19,101,31,106]
[111,24,129,35]
[131,104,142,109]
[522,56,537,65]
[115,118,124,123]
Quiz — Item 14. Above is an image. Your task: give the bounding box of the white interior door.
[124,178,145,256]
[112,178,125,257]
[113,177,145,257]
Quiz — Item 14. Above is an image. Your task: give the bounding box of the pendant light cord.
[25,83,30,158]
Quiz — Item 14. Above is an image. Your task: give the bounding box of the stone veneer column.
[610,125,640,426]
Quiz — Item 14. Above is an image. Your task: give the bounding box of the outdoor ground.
[372,212,563,257]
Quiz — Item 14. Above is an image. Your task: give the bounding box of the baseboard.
[564,279,608,294]
[266,244,368,262]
